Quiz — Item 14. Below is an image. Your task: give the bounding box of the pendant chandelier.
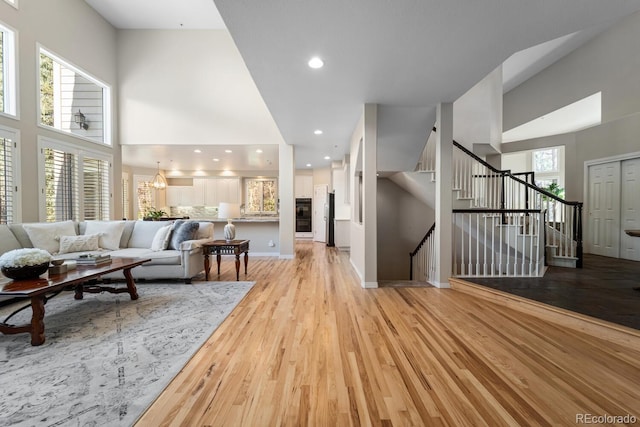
[151,161,167,190]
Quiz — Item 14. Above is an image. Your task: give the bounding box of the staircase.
[408,130,583,282]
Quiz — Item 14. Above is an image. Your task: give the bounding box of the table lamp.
[218,202,241,242]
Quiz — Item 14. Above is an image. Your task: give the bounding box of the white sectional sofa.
[0,220,214,283]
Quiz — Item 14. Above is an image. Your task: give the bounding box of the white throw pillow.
[58,234,100,254]
[22,220,76,254]
[150,225,173,251]
[196,222,214,240]
[84,221,126,250]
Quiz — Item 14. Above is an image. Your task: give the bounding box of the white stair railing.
[452,209,545,277]
[409,223,436,282]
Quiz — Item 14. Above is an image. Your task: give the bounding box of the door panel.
[313,185,328,242]
[588,162,620,257]
[620,158,640,261]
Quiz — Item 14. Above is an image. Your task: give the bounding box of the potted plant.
[144,207,167,221]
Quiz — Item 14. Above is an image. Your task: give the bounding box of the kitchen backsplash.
[169,206,218,219]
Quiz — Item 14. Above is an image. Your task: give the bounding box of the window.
[39,46,111,144]
[0,21,17,117]
[39,137,112,222]
[245,179,277,214]
[532,146,564,198]
[0,125,19,223]
[122,172,130,220]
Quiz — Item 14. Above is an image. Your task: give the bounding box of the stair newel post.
[575,203,583,268]
[500,172,506,224]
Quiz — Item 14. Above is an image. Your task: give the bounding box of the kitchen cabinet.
[295,175,313,198]
[191,178,240,206]
[166,185,195,206]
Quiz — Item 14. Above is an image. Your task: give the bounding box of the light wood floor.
[137,241,640,426]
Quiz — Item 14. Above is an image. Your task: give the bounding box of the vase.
[1,262,50,280]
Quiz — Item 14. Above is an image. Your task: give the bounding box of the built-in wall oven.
[296,198,312,232]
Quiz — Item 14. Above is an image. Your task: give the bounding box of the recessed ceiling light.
[324,156,331,160]
[256,149,263,153]
[308,57,324,69]
[194,149,201,153]
[314,129,323,135]
[306,163,312,167]
[213,158,220,162]
[225,149,232,153]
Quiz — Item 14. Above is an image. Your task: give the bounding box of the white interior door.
[620,158,640,261]
[313,184,328,242]
[588,162,620,257]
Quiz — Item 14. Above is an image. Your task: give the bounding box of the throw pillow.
[150,225,173,251]
[168,221,200,250]
[58,234,100,254]
[84,221,127,250]
[195,222,214,240]
[23,220,77,254]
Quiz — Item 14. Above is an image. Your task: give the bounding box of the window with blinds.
[83,157,110,220]
[44,147,78,222]
[0,136,15,224]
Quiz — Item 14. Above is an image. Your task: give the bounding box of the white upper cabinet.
[167,178,241,207]
[295,175,313,198]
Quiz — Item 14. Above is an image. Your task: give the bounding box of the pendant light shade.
[151,161,167,190]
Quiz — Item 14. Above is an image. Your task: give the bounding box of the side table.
[202,240,250,281]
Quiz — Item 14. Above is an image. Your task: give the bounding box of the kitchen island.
[206,217,279,256]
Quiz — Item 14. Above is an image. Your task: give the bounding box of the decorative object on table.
[48,259,68,275]
[74,253,112,266]
[218,202,241,242]
[0,248,52,280]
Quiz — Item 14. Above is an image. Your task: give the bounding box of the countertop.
[197,217,280,223]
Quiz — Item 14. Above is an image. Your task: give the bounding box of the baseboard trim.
[449,277,640,352]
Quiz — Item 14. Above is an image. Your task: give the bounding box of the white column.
[278,141,295,259]
[434,103,453,288]
[362,103,378,288]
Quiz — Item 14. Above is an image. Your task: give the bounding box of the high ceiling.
[86,0,640,171]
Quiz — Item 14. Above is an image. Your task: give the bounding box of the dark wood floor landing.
[468,254,640,330]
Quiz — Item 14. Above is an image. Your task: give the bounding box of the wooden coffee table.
[202,240,250,281]
[0,257,150,346]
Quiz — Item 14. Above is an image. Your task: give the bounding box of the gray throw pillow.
[168,220,200,250]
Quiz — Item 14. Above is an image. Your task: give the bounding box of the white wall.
[0,0,119,222]
[116,29,283,147]
[504,11,640,131]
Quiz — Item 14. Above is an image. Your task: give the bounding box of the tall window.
[43,147,78,222]
[39,138,112,222]
[122,172,130,220]
[0,21,17,117]
[245,179,277,215]
[39,46,111,145]
[83,157,110,220]
[0,126,18,223]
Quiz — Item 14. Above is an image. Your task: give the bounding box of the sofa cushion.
[58,234,100,254]
[109,248,181,265]
[84,221,126,250]
[0,225,23,254]
[80,220,136,249]
[22,220,76,254]
[168,220,199,250]
[128,221,174,248]
[150,224,173,251]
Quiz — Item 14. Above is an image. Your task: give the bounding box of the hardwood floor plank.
[136,241,640,426]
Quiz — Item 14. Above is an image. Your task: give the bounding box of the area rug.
[0,281,255,427]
